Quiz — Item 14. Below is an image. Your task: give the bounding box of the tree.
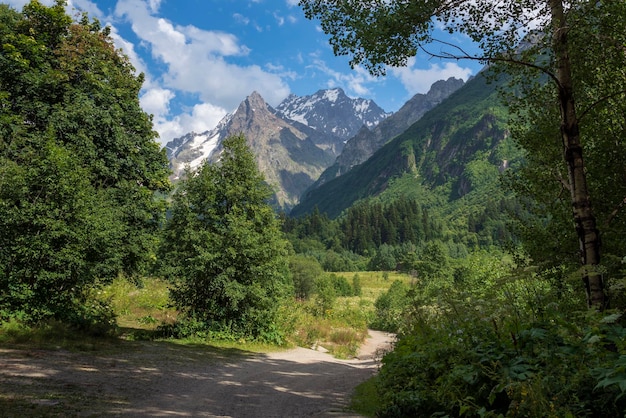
[160,134,292,341]
[0,1,170,325]
[300,0,626,309]
[0,136,122,324]
[289,254,323,300]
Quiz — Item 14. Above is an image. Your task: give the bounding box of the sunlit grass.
[101,277,177,332]
[334,271,415,300]
[279,272,411,358]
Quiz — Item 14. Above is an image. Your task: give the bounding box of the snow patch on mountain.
[275,87,390,141]
[323,88,340,103]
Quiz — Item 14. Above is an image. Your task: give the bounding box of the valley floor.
[0,330,394,417]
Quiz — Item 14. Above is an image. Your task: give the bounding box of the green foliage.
[370,280,410,333]
[350,376,381,417]
[0,317,117,350]
[503,1,626,289]
[373,254,626,417]
[291,71,514,220]
[369,244,397,271]
[289,254,323,300]
[100,277,175,334]
[328,273,354,297]
[0,1,169,327]
[159,134,292,342]
[313,274,337,317]
[352,273,362,297]
[0,136,121,325]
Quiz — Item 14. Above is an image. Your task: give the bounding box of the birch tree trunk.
[550,0,606,309]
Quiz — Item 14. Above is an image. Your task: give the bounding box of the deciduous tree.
[300,0,626,309]
[160,134,292,341]
[0,1,170,324]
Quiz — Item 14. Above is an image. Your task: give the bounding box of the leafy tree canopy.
[301,0,626,309]
[160,134,292,342]
[0,1,170,325]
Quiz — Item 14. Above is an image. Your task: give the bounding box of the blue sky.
[5,0,482,146]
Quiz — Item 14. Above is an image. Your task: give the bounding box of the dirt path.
[0,330,395,417]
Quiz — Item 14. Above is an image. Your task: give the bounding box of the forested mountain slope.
[311,77,464,188]
[291,71,515,219]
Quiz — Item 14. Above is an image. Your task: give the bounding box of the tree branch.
[579,90,626,121]
[604,197,626,228]
[418,37,562,88]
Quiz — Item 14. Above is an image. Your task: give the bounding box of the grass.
[334,271,415,301]
[100,276,177,333]
[0,319,121,351]
[1,272,411,354]
[282,271,413,358]
[99,272,411,357]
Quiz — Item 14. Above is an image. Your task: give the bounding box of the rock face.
[275,87,390,153]
[167,92,333,210]
[166,89,390,211]
[311,77,465,189]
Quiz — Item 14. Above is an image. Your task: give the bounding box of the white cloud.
[114,0,291,144]
[154,103,228,145]
[265,63,298,81]
[140,87,175,118]
[390,58,474,95]
[108,25,149,74]
[147,0,161,13]
[233,13,250,25]
[273,12,285,26]
[310,57,379,97]
[69,0,104,19]
[285,0,299,6]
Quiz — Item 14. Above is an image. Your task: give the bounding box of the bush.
[352,273,362,297]
[289,255,323,300]
[312,275,337,317]
[329,273,354,297]
[374,265,626,417]
[370,280,410,332]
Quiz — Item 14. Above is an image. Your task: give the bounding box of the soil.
[0,330,395,417]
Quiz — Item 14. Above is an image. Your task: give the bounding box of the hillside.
[290,71,514,219]
[312,77,465,188]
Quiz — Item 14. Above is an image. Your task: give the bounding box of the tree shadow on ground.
[0,331,375,417]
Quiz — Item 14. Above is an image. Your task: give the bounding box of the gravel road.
[0,330,395,417]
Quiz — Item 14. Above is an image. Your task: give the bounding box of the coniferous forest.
[3,1,626,417]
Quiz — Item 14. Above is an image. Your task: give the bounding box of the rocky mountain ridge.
[166,88,391,210]
[165,79,466,212]
[275,88,390,145]
[311,77,465,189]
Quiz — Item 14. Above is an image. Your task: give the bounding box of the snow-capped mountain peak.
[275,88,390,141]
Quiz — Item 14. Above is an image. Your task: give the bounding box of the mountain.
[311,77,465,189]
[290,71,516,218]
[166,89,393,211]
[275,87,390,154]
[167,91,337,210]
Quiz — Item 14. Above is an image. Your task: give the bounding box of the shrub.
[313,275,337,317]
[352,273,362,297]
[370,280,410,332]
[374,265,626,417]
[289,255,323,300]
